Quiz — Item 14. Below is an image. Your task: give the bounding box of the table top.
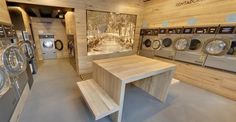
[93,55,176,83]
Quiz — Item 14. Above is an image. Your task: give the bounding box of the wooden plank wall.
[31,17,69,60]
[0,0,11,24]
[154,57,236,100]
[7,0,144,74]
[143,0,236,27]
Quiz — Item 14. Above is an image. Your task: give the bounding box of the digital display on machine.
[183,28,193,34]
[167,29,176,34]
[195,27,208,34]
[159,29,166,34]
[219,26,235,34]
[153,29,158,35]
[208,27,218,34]
[176,28,183,34]
[3,25,14,37]
[0,25,5,38]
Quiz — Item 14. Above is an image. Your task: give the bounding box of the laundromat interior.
[1,0,236,122]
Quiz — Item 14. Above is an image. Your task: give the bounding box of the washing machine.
[155,27,183,59]
[39,34,57,60]
[139,29,159,58]
[174,27,196,62]
[174,26,219,65]
[18,40,35,89]
[204,25,236,72]
[0,47,22,122]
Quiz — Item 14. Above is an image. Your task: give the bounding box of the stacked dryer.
[139,29,159,58]
[204,25,236,72]
[155,27,183,59]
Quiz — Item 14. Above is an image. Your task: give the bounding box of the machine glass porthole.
[2,45,27,76]
[43,40,54,48]
[205,39,228,55]
[144,39,152,47]
[18,41,34,61]
[189,39,202,50]
[162,38,172,47]
[152,40,162,50]
[0,67,10,97]
[175,38,188,51]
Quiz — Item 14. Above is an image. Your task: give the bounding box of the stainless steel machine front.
[155,27,183,59]
[139,29,159,58]
[39,34,56,60]
[174,26,219,65]
[204,25,236,72]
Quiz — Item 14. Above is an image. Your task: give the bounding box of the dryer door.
[204,38,230,56]
[18,41,34,61]
[174,38,189,51]
[0,67,10,97]
[189,39,202,50]
[144,39,152,48]
[152,40,162,50]
[162,38,172,47]
[2,45,27,76]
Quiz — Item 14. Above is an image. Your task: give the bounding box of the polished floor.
[20,59,236,122]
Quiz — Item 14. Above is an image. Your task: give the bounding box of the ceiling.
[7,2,74,19]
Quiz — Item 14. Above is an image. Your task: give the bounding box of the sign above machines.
[176,0,206,7]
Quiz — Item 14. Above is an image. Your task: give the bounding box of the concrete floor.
[20,59,236,122]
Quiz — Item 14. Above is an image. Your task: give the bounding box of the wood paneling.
[0,0,11,24]
[143,0,236,27]
[154,57,236,100]
[7,0,144,74]
[92,55,175,121]
[31,17,69,60]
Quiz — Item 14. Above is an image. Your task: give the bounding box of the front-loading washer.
[174,27,195,62]
[0,49,20,122]
[204,25,236,72]
[139,29,159,58]
[155,27,183,59]
[174,26,219,65]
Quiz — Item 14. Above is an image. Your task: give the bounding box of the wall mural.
[87,10,137,55]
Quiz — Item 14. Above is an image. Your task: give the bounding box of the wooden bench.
[77,79,119,120]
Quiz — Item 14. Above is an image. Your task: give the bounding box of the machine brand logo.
[176,0,205,7]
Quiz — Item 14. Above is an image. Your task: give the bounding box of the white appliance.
[204,25,236,72]
[39,34,57,60]
[155,27,183,59]
[139,29,159,58]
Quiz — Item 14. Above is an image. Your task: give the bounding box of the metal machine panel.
[204,25,236,72]
[155,27,182,59]
[39,34,56,60]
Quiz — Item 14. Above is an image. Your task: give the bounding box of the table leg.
[93,63,126,122]
[133,70,174,102]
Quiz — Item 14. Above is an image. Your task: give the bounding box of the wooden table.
[92,55,176,122]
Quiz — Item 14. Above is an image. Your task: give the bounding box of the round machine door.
[203,38,230,56]
[174,38,189,51]
[2,45,27,76]
[43,40,54,49]
[18,41,34,61]
[0,67,10,97]
[152,40,162,50]
[144,39,152,48]
[162,38,172,47]
[189,39,202,50]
